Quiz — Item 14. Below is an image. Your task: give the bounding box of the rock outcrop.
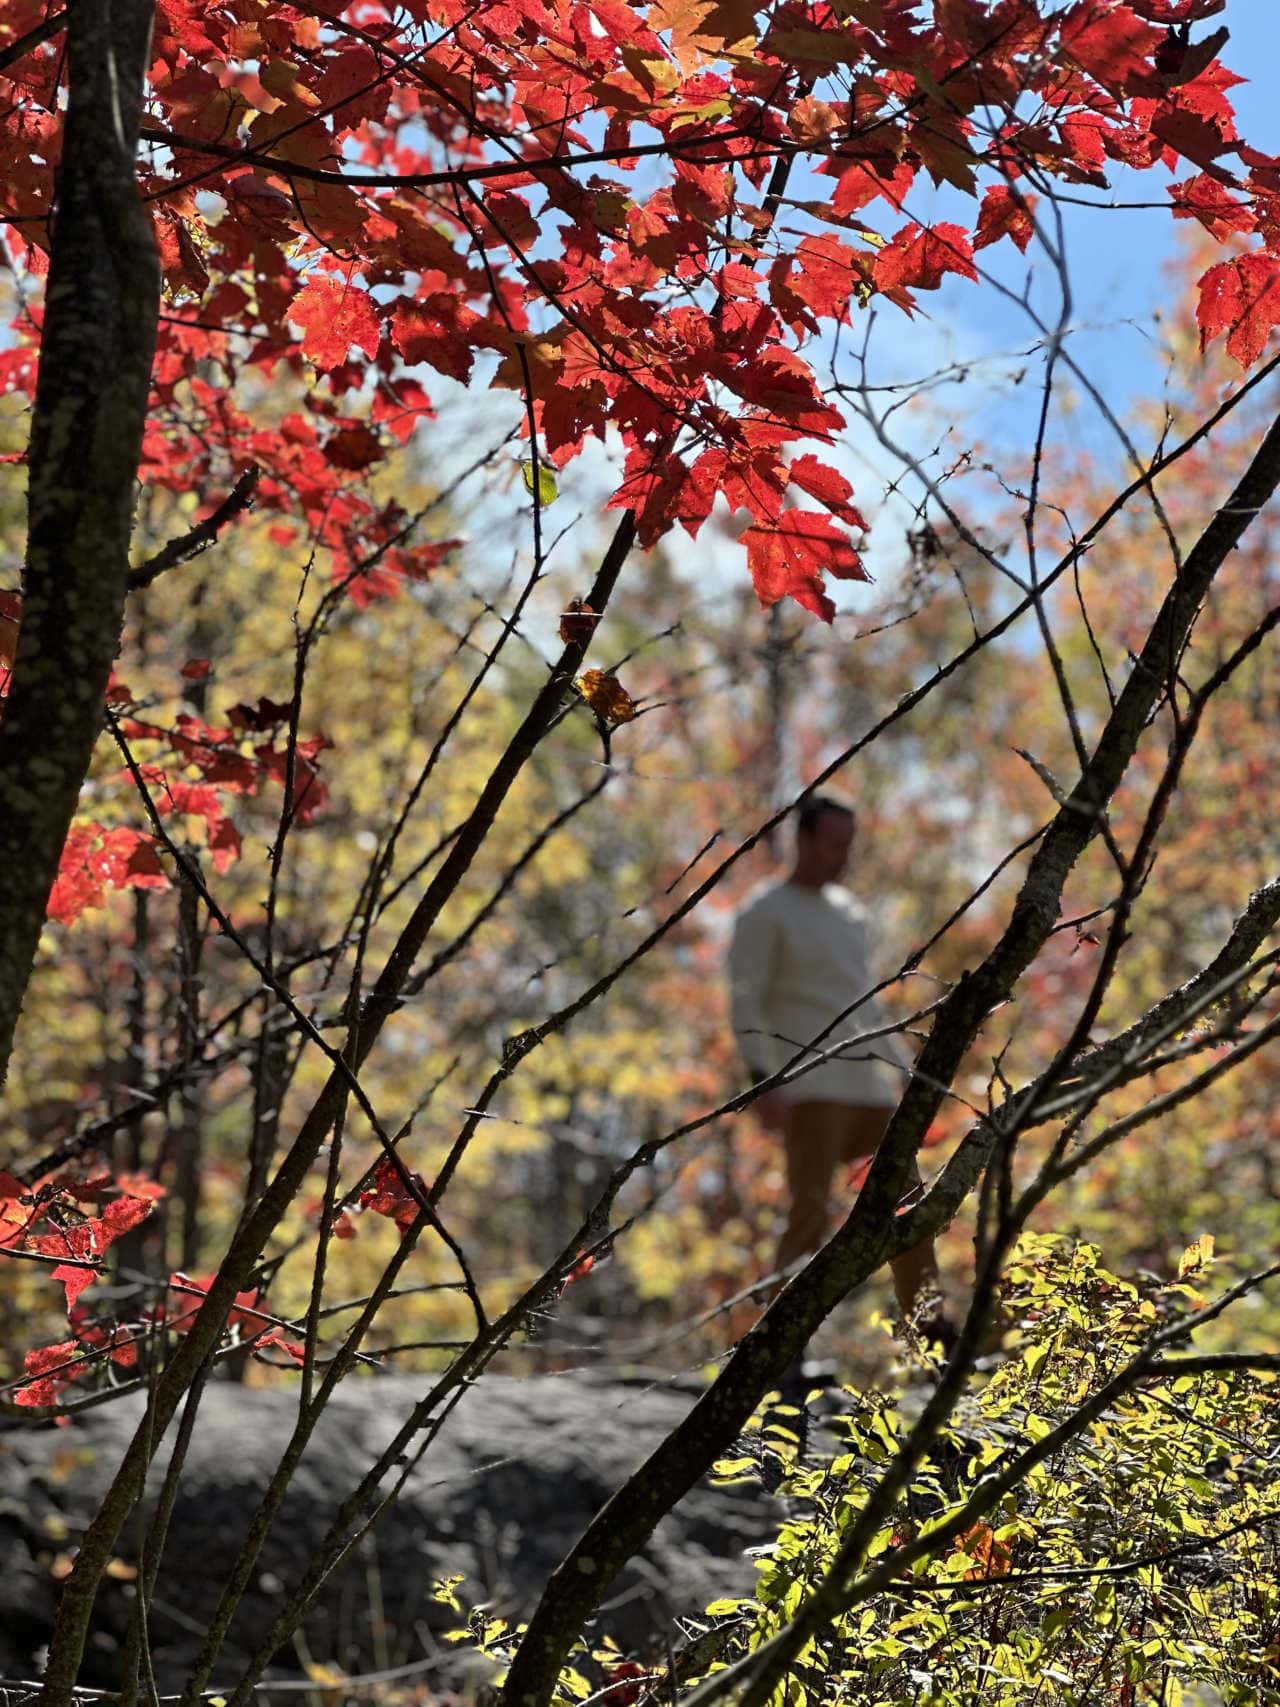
[0,1372,774,1692]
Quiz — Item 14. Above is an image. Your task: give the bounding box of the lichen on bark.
[0,0,160,1080]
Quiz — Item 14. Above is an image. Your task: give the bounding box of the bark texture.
[0,0,159,1078]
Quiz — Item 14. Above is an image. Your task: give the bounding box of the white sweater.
[726,880,906,1108]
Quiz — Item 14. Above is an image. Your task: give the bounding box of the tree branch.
[0,8,67,75]
[127,466,259,591]
[899,872,1280,1253]
[0,0,159,1083]
[138,122,775,193]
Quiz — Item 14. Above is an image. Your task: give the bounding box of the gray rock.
[0,1372,774,1692]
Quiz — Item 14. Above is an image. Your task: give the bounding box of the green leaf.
[522,461,558,506]
[1023,1340,1050,1377]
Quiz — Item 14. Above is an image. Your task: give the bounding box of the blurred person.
[727,794,952,1367]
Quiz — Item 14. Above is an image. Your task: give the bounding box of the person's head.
[793,794,856,886]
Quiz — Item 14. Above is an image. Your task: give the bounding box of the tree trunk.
[0,0,159,1079]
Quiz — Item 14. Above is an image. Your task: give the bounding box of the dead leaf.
[576,668,636,726]
[559,598,599,644]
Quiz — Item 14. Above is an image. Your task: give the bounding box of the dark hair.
[796,793,855,835]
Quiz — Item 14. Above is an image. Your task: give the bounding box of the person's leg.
[839,1104,943,1320]
[775,1101,844,1285]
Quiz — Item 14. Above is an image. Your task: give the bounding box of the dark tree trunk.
[0,0,160,1079]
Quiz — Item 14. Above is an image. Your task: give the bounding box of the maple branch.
[0,8,67,74]
[898,601,1280,1262]
[137,121,777,193]
[126,465,260,590]
[896,880,1280,1262]
[0,0,159,1086]
[107,710,490,1338]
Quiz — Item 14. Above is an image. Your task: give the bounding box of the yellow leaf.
[648,0,757,70]
[1178,1233,1215,1277]
[576,669,636,727]
[304,1664,347,1688]
[260,60,323,109]
[620,45,680,95]
[522,462,558,507]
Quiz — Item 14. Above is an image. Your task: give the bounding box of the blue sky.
[855,1,1280,484]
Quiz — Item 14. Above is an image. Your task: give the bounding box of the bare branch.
[127,466,260,591]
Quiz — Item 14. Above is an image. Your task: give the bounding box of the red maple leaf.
[26,1193,156,1307]
[255,1328,308,1363]
[1150,103,1237,175]
[0,1171,30,1249]
[740,511,868,623]
[1129,1,1224,19]
[359,1157,428,1234]
[787,455,867,529]
[788,234,871,320]
[288,275,381,371]
[47,825,169,925]
[1197,252,1280,365]
[829,158,916,218]
[390,297,479,383]
[676,444,789,537]
[14,1339,87,1409]
[875,222,978,296]
[974,185,1038,253]
[324,424,385,471]
[1060,1,1164,95]
[24,1339,82,1378]
[1170,173,1254,239]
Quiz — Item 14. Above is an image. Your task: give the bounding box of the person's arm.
[727,901,782,1085]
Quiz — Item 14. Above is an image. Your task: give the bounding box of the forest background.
[2,0,1280,1703]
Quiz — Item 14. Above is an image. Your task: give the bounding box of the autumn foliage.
[1,0,1276,921]
[3,0,1280,1702]
[0,2,1269,957]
